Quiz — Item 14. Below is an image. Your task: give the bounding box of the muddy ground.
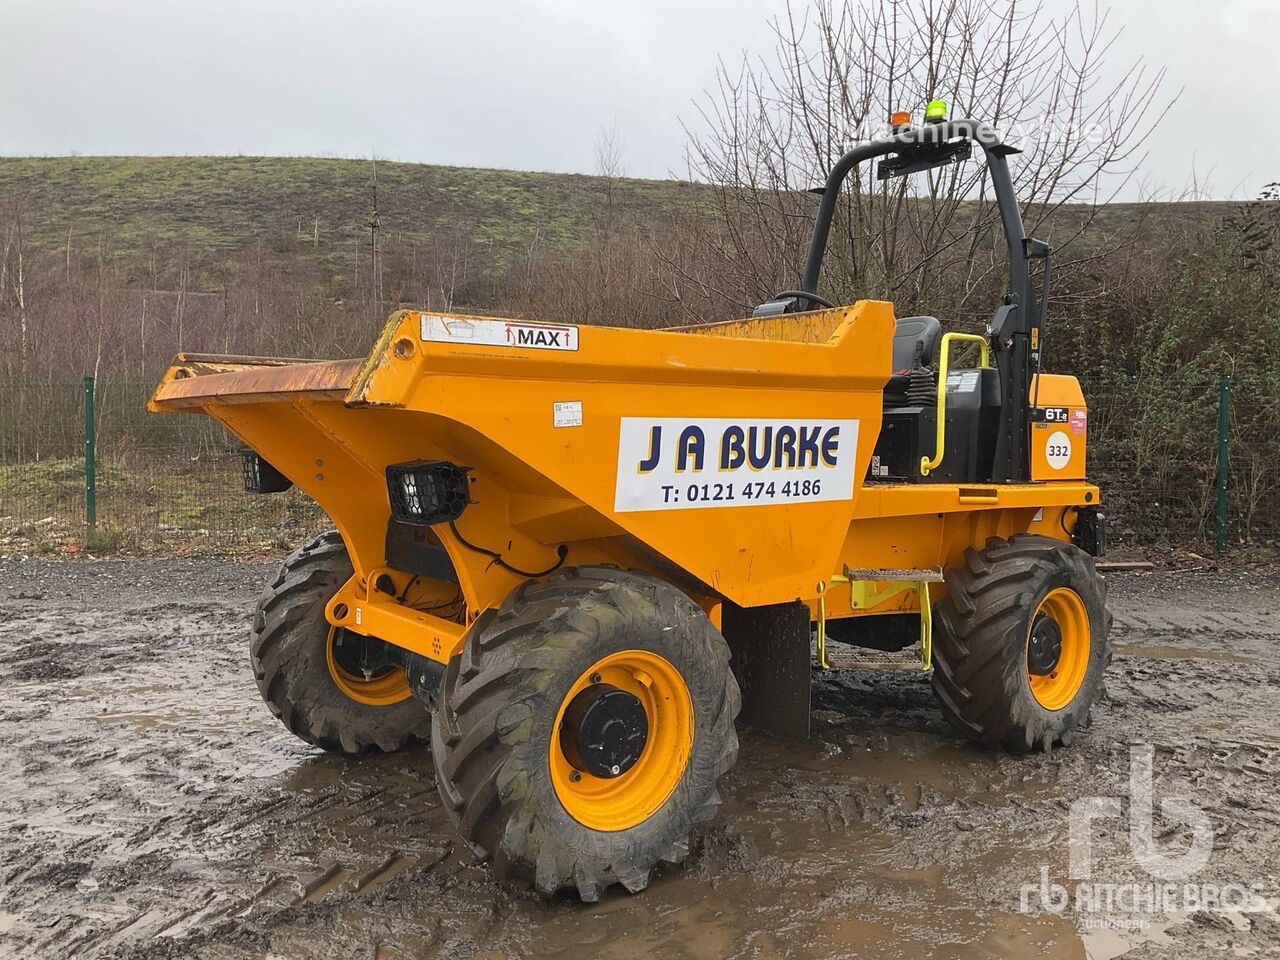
[0,560,1277,959]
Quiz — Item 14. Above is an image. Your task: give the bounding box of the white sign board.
[614,417,859,512]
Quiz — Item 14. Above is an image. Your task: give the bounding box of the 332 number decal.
[1044,430,1073,470]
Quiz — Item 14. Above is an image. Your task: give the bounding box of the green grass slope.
[0,155,704,273]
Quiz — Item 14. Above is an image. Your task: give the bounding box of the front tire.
[431,567,741,901]
[250,531,430,755]
[931,535,1112,752]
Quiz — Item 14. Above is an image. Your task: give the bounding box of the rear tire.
[431,567,741,901]
[250,531,430,755]
[931,535,1112,752]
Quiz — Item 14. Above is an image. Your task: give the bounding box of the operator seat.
[884,315,941,407]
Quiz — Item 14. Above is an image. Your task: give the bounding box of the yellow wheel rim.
[549,650,693,832]
[325,627,412,707]
[1026,587,1091,710]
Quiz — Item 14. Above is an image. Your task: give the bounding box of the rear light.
[386,460,471,526]
[241,450,293,494]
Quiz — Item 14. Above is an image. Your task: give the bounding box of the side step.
[816,566,944,672]
[821,644,925,671]
[842,566,944,583]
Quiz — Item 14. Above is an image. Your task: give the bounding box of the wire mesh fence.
[0,375,1275,557]
[0,380,329,556]
[0,446,330,556]
[1080,373,1278,549]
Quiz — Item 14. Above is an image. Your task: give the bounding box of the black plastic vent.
[386,460,471,526]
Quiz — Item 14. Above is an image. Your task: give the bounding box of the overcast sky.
[1,0,1274,200]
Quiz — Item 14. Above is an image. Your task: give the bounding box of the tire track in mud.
[1,560,1277,959]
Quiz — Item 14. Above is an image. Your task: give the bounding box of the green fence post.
[1215,373,1230,552]
[84,376,96,531]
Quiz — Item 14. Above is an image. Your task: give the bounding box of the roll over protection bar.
[793,119,1043,482]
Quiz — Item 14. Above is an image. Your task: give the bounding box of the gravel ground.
[0,559,1277,959]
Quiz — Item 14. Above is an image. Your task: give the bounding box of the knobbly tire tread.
[931,534,1112,753]
[431,566,741,902]
[250,530,430,755]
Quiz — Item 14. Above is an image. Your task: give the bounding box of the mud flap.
[722,600,811,740]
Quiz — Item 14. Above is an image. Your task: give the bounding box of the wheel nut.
[610,764,620,776]
[589,672,602,684]
[569,770,581,783]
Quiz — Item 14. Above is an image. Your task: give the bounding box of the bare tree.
[680,0,1174,319]
[369,156,383,307]
[14,203,28,381]
[428,227,473,311]
[593,123,627,231]
[594,123,626,180]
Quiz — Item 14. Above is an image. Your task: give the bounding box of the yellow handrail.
[919,332,991,477]
[919,580,932,670]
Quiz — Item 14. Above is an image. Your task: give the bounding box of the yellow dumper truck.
[150,108,1110,900]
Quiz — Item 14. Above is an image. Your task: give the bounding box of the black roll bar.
[799,119,1027,306]
[795,119,1039,482]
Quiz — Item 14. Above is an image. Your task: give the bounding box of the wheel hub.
[559,683,648,779]
[325,627,411,706]
[1027,613,1063,675]
[330,628,400,681]
[549,650,692,831]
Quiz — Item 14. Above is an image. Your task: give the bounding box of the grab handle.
[919,332,991,477]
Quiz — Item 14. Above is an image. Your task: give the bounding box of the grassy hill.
[2,156,1236,268]
[0,156,706,280]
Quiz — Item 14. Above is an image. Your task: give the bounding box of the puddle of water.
[1073,902,1262,959]
[1112,644,1254,664]
[300,863,352,902]
[121,682,185,694]
[866,864,945,883]
[285,760,346,793]
[1079,912,1188,960]
[487,799,1090,960]
[816,916,896,950]
[752,732,1057,814]
[91,707,246,730]
[352,854,414,893]
[92,712,170,729]
[967,911,1087,960]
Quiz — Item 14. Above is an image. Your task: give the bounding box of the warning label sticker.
[553,401,583,428]
[614,417,859,512]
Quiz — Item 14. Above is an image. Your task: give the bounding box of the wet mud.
[1,560,1277,959]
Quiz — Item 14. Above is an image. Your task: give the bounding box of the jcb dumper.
[150,111,1110,901]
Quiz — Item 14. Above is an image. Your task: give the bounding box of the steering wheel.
[771,289,837,310]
